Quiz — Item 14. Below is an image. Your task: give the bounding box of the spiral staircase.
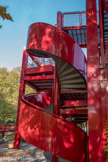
[18,22,87,161]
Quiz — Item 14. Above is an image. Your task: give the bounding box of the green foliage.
[25,85,35,95]
[0,67,20,123]
[0,5,13,28]
[104,120,108,159]
[0,67,35,124]
[9,132,15,141]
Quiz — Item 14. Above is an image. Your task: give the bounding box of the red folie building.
[14,0,108,161]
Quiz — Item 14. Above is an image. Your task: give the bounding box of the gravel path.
[0,142,52,162]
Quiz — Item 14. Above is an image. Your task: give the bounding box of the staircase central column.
[53,67,60,116]
[52,66,60,162]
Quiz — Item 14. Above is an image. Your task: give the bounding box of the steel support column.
[52,67,60,162]
[99,0,105,67]
[57,11,63,30]
[14,50,28,149]
[86,0,104,161]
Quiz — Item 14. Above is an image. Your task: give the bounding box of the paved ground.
[0,142,52,162]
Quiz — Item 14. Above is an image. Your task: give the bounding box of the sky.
[0,0,86,71]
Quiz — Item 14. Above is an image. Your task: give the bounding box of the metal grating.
[61,92,87,100]
[103,1,108,47]
[63,13,80,27]
[62,11,100,47]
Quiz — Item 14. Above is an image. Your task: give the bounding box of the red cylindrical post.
[57,11,63,30]
[52,67,60,162]
[53,67,60,116]
[86,0,104,161]
[14,50,28,149]
[2,125,5,137]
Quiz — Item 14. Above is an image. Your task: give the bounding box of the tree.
[0,68,19,123]
[0,5,13,28]
[0,67,35,124]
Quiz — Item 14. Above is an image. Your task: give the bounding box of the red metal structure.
[14,0,108,161]
[0,124,15,137]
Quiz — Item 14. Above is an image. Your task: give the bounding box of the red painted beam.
[60,109,88,115]
[62,100,87,107]
[62,26,87,30]
[63,11,86,15]
[25,65,54,75]
[52,68,60,162]
[29,55,41,66]
[24,74,54,81]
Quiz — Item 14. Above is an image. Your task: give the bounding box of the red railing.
[0,124,15,137]
[19,93,86,161]
[62,11,99,27]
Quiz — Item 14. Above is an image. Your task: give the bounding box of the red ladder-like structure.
[14,0,108,161]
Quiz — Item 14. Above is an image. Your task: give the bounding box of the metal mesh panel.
[82,13,86,26]
[63,11,99,27]
[63,13,80,27]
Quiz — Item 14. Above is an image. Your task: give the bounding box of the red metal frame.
[86,0,108,161]
[103,0,108,14]
[14,0,108,161]
[62,11,86,27]
[0,124,15,137]
[99,0,105,67]
[14,22,87,162]
[52,67,60,162]
[14,50,28,148]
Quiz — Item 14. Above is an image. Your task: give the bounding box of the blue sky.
[0,0,86,71]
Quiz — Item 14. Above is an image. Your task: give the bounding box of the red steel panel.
[88,80,102,132]
[89,133,105,161]
[27,22,86,78]
[60,119,86,161]
[19,98,86,161]
[27,23,62,58]
[19,102,60,155]
[62,32,75,65]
